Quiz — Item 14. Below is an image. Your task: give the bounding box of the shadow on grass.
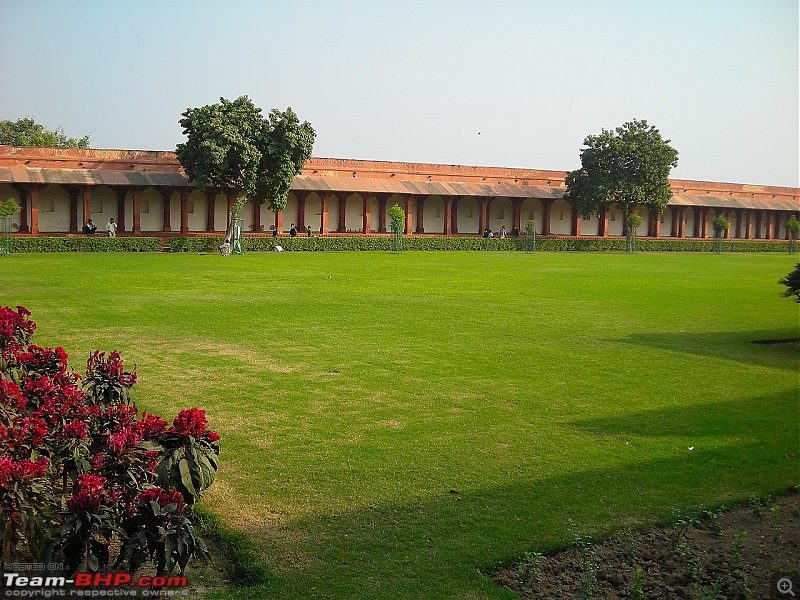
[210,393,799,600]
[617,328,799,371]
[569,388,799,439]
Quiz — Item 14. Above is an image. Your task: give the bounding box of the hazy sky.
[1,0,798,187]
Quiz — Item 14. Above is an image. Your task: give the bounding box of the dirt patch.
[491,491,799,599]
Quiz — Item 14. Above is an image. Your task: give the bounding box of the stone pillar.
[648,211,659,238]
[115,188,127,233]
[362,195,372,234]
[542,199,553,236]
[320,194,329,234]
[81,188,92,228]
[670,206,679,237]
[179,189,189,234]
[132,188,142,235]
[511,198,522,234]
[252,199,262,232]
[275,210,283,234]
[678,207,686,239]
[338,194,347,232]
[67,187,79,233]
[571,209,581,237]
[415,196,426,234]
[404,196,413,235]
[754,211,763,239]
[478,197,489,235]
[13,186,29,233]
[734,209,743,239]
[377,196,387,233]
[692,207,701,238]
[29,186,40,235]
[443,198,453,235]
[162,190,172,232]
[451,197,460,234]
[700,208,709,239]
[206,190,216,232]
[744,210,753,239]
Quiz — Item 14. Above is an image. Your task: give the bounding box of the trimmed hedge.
[166,237,220,253]
[11,236,162,253]
[242,236,792,253]
[6,235,793,253]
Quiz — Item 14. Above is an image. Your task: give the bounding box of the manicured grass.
[2,251,798,599]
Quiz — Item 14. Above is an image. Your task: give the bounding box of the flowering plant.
[151,408,221,505]
[116,486,209,576]
[0,305,220,578]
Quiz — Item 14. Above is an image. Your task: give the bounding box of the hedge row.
[11,236,162,253]
[240,236,793,253]
[7,235,793,253]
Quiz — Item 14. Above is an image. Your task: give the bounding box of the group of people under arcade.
[83,218,117,237]
[273,223,312,238]
[482,225,519,239]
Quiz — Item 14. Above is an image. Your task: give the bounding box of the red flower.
[106,427,143,457]
[136,486,185,516]
[62,420,89,440]
[67,474,107,514]
[0,456,47,483]
[205,430,221,442]
[136,411,168,440]
[171,408,208,438]
[0,379,26,411]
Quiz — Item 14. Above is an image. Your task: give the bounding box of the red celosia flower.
[0,379,26,411]
[0,456,49,487]
[171,408,207,438]
[137,486,185,516]
[62,420,89,440]
[136,411,169,440]
[205,430,221,442]
[67,474,107,514]
[106,427,143,457]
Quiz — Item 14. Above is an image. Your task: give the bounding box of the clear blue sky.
[1,0,797,187]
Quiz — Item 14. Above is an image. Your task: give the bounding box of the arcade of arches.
[1,146,798,241]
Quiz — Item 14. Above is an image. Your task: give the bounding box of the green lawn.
[2,251,798,599]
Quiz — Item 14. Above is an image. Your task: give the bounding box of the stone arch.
[458,196,480,234]
[37,184,70,232]
[424,195,445,233]
[345,194,362,232]
[520,199,543,234]
[550,199,573,235]
[488,197,512,233]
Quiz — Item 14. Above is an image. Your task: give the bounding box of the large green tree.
[564,119,678,245]
[176,96,315,236]
[0,117,90,148]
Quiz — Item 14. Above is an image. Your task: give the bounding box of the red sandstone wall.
[1,145,797,202]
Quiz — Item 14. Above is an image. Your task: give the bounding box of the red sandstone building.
[1,145,798,241]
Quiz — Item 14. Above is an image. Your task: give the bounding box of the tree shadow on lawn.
[617,328,799,371]
[229,394,799,600]
[569,388,799,441]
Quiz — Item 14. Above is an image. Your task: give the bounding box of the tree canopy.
[564,119,678,233]
[175,96,315,214]
[0,117,90,148]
